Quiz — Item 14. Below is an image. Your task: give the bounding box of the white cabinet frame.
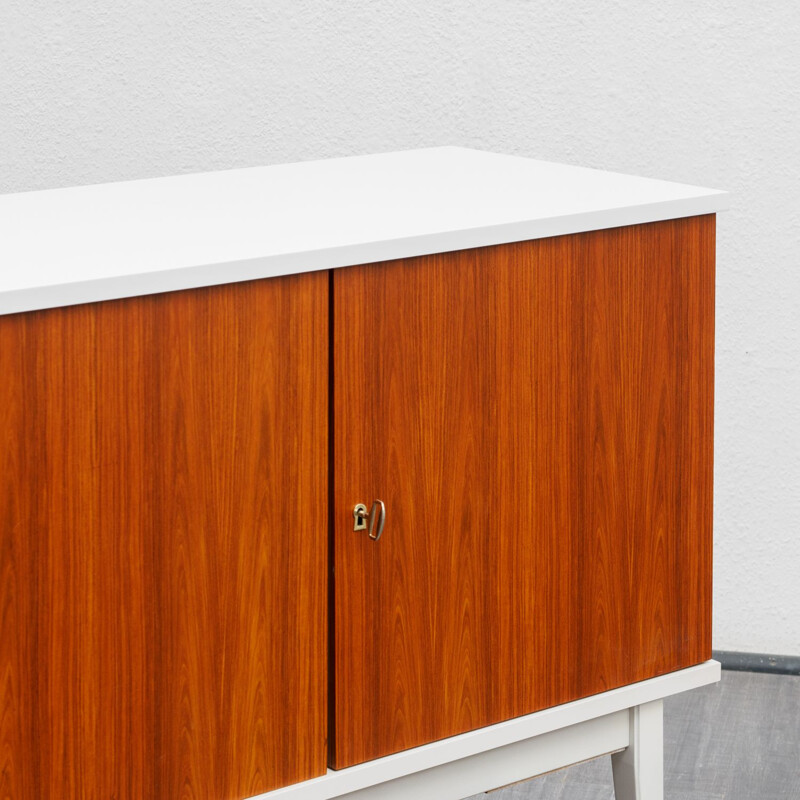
[254,660,720,800]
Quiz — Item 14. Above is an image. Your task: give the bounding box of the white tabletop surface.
[0,147,727,315]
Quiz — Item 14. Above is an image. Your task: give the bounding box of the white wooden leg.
[611,699,663,800]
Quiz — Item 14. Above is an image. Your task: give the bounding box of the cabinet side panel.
[0,274,328,799]
[680,216,715,664]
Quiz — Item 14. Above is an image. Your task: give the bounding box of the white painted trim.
[0,147,728,315]
[322,711,629,800]
[251,660,719,800]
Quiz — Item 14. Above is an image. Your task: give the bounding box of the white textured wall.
[2,1,798,654]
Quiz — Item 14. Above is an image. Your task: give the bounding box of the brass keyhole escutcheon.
[353,500,386,540]
[353,503,368,532]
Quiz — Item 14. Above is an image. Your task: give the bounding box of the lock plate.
[353,503,368,531]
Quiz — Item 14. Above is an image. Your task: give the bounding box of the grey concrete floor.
[465,670,800,800]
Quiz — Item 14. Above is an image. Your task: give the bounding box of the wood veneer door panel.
[0,274,328,799]
[332,216,714,768]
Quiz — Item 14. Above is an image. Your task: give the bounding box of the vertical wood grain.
[332,216,715,768]
[0,274,328,799]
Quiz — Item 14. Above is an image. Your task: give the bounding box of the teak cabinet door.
[332,216,715,768]
[0,275,328,799]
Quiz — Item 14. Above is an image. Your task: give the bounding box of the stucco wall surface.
[1,1,798,654]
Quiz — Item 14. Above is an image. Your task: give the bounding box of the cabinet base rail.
[252,660,719,800]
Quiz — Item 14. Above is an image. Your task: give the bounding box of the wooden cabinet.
[332,217,714,768]
[0,148,726,800]
[0,277,329,799]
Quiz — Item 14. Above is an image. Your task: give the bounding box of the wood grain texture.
[332,216,715,768]
[0,274,328,799]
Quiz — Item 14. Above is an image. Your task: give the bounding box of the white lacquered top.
[0,147,727,315]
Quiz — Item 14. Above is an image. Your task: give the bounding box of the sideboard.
[0,148,727,799]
